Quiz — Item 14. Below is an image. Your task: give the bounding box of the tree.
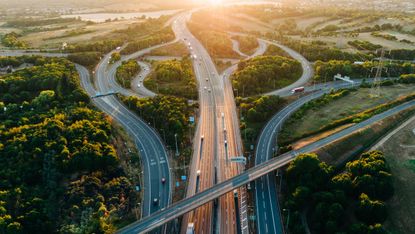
[356,193,388,224]
[286,153,332,192]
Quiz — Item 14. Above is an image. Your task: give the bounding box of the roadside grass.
[281,84,415,144]
[110,120,143,225]
[371,116,415,234]
[148,41,189,57]
[313,107,415,166]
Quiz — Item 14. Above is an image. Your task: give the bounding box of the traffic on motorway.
[2,2,410,233]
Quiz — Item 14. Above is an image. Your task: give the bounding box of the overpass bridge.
[91,91,118,99]
[117,98,415,234]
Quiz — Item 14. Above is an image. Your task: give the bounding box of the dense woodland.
[285,151,393,234]
[232,55,302,96]
[144,58,197,100]
[121,95,193,151]
[116,59,141,88]
[0,56,136,233]
[237,95,286,147]
[1,32,27,48]
[120,27,175,55]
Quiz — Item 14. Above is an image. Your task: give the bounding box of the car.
[201,135,204,140]
[208,88,211,92]
[137,84,141,88]
[204,86,207,90]
[153,198,159,205]
[206,78,209,81]
[196,170,201,176]
[161,178,166,184]
[224,140,227,146]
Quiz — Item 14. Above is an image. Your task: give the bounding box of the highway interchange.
[2,4,414,234]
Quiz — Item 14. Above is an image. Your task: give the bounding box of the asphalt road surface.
[94,48,172,220]
[117,97,415,233]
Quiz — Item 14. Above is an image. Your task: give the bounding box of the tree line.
[115,59,141,89]
[144,57,197,100]
[232,55,302,96]
[313,60,415,82]
[237,95,286,147]
[120,27,175,55]
[0,56,136,233]
[1,32,27,48]
[284,151,393,234]
[121,95,194,152]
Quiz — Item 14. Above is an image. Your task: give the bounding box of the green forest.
[237,95,286,148]
[144,58,197,99]
[121,95,193,150]
[1,32,27,48]
[285,151,393,234]
[0,56,136,233]
[232,55,302,96]
[116,60,141,89]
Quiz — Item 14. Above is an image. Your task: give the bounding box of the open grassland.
[373,116,415,234]
[281,84,415,144]
[148,41,189,57]
[18,19,140,48]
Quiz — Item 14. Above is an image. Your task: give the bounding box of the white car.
[204,86,207,90]
[208,88,211,92]
[137,84,141,88]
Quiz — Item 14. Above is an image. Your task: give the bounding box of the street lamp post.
[174,133,179,156]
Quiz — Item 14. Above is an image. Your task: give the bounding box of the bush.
[116,60,141,88]
[67,52,102,67]
[232,55,302,96]
[399,74,415,84]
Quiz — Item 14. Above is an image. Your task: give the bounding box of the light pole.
[283,208,290,232]
[174,133,179,156]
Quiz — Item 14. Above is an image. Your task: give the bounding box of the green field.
[148,41,189,57]
[375,117,415,234]
[281,84,415,143]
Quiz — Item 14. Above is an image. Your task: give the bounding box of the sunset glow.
[208,0,223,6]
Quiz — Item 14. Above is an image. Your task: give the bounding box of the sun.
[208,0,223,6]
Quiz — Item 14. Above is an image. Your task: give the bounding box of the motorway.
[253,38,314,234]
[94,48,172,220]
[171,10,267,234]
[172,12,223,234]
[117,96,415,233]
[0,46,173,225]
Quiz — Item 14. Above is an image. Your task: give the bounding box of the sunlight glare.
[208,0,223,6]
